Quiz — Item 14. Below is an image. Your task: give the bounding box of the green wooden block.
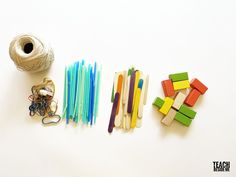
[169,72,189,82]
[153,97,164,108]
[179,104,197,119]
[175,112,192,126]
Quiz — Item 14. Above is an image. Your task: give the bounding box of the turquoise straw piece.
[62,66,68,119]
[94,66,101,124]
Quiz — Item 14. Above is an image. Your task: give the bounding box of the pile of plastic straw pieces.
[62,60,101,125]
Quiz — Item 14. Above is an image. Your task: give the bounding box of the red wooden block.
[190,78,208,94]
[162,79,175,97]
[184,89,201,107]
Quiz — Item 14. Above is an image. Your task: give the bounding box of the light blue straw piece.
[94,66,101,124]
[81,65,87,124]
[62,66,68,119]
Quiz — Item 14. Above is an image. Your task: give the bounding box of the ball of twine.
[9,34,54,73]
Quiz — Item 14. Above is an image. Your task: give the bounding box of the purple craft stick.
[127,71,136,113]
[108,92,120,133]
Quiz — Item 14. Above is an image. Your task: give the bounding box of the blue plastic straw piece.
[66,67,71,124]
[82,65,87,124]
[90,62,96,125]
[73,62,80,123]
[87,65,92,124]
[89,67,94,125]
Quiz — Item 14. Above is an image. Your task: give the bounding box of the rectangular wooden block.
[175,112,192,126]
[159,97,174,115]
[173,80,190,90]
[172,92,186,110]
[184,88,201,107]
[161,79,175,97]
[179,104,196,119]
[190,78,208,94]
[153,97,164,108]
[161,108,176,126]
[169,72,189,82]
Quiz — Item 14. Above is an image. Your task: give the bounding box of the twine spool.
[9,34,54,73]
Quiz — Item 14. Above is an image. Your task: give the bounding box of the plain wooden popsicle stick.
[125,114,131,130]
[124,75,130,116]
[122,71,127,104]
[136,118,142,128]
[143,75,149,105]
[138,74,145,118]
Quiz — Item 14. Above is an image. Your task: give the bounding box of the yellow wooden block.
[173,80,190,90]
[159,97,174,115]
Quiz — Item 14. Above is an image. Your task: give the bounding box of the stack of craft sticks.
[153,72,208,127]
[62,60,101,125]
[108,67,149,133]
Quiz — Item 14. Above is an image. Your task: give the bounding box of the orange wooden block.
[161,79,175,97]
[190,78,208,94]
[184,89,201,107]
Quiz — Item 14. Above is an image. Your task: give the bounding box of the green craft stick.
[169,72,189,82]
[153,97,164,108]
[111,84,114,102]
[179,104,197,119]
[62,66,68,118]
[175,112,192,126]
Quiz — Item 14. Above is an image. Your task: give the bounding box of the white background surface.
[0,0,235,177]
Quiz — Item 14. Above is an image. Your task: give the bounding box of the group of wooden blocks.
[153,72,208,126]
[108,67,149,133]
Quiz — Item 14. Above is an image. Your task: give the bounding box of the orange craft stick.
[116,74,123,114]
[184,88,201,107]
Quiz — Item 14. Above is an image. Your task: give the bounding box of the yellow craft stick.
[173,80,190,90]
[132,71,141,108]
[159,97,174,115]
[131,79,143,128]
